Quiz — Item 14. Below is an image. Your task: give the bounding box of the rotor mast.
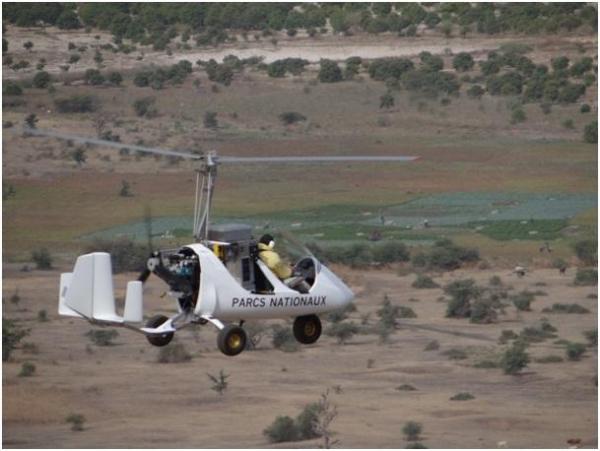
[193,151,218,242]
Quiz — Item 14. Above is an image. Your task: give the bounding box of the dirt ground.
[2,265,597,448]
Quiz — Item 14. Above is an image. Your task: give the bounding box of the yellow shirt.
[258,242,292,279]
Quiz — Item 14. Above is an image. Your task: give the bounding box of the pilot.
[258,234,310,293]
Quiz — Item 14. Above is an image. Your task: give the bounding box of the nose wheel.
[293,314,322,344]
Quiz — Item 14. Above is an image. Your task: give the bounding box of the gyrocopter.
[25,128,418,356]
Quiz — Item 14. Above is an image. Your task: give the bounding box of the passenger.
[257,234,310,293]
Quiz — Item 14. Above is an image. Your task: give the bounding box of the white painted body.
[58,244,354,333]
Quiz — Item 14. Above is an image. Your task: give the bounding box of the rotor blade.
[217,155,419,163]
[20,128,203,160]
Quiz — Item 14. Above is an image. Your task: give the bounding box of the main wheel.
[217,324,247,356]
[293,315,322,344]
[145,314,174,347]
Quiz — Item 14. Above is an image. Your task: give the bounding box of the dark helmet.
[259,234,274,245]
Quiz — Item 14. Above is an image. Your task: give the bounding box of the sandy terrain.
[2,265,597,448]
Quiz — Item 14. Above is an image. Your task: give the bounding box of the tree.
[583,121,597,144]
[452,52,474,72]
[318,59,342,83]
[379,91,395,109]
[32,71,51,88]
[551,56,569,71]
[23,41,33,51]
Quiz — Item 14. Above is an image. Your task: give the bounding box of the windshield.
[256,229,320,270]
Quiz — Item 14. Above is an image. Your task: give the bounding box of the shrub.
[295,402,322,440]
[450,392,474,401]
[574,268,597,286]
[267,60,286,78]
[558,83,586,103]
[372,241,409,263]
[470,299,498,324]
[396,384,417,391]
[264,416,298,443]
[510,108,526,124]
[467,85,484,99]
[542,303,590,314]
[86,329,118,346]
[32,71,51,88]
[379,91,395,109]
[37,309,48,322]
[573,239,597,265]
[580,104,591,113]
[3,81,23,96]
[85,238,148,273]
[18,361,36,377]
[65,413,86,432]
[271,325,298,352]
[445,279,479,318]
[424,340,439,351]
[107,71,123,86]
[279,111,306,125]
[442,348,468,360]
[501,341,529,375]
[203,111,218,129]
[412,274,439,289]
[499,329,518,344]
[54,95,97,113]
[421,239,479,270]
[511,291,535,311]
[2,319,29,361]
[452,52,474,72]
[535,355,563,364]
[519,324,557,343]
[318,59,342,83]
[157,340,192,363]
[84,68,105,85]
[377,295,399,330]
[398,306,417,319]
[566,342,586,361]
[584,328,597,347]
[403,421,422,441]
[368,57,414,81]
[207,369,228,395]
[583,121,597,143]
[326,321,359,344]
[133,97,157,118]
[32,248,52,269]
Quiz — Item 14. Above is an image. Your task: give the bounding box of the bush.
[3,81,23,96]
[133,97,157,118]
[396,383,417,391]
[511,291,535,311]
[107,71,123,86]
[3,319,30,361]
[583,121,597,143]
[580,104,591,113]
[566,342,586,361]
[574,268,597,286]
[157,340,192,363]
[467,85,484,99]
[84,68,105,85]
[412,274,439,289]
[86,329,118,346]
[424,340,439,351]
[377,295,399,330]
[318,59,342,83]
[543,303,590,314]
[279,111,306,125]
[551,56,569,71]
[510,108,526,124]
[445,279,479,318]
[452,52,474,72]
[584,329,597,347]
[450,392,474,401]
[326,321,359,344]
[442,348,468,360]
[85,238,147,273]
[368,57,414,81]
[204,111,218,129]
[420,239,479,271]
[558,83,585,103]
[54,95,97,113]
[535,355,564,364]
[295,402,323,440]
[32,248,52,269]
[264,416,298,443]
[207,369,228,394]
[271,325,298,352]
[379,91,394,109]
[65,413,86,432]
[403,421,422,441]
[37,309,48,322]
[372,241,409,263]
[32,71,51,88]
[501,341,529,375]
[18,361,36,377]
[573,239,597,265]
[398,306,417,319]
[470,299,498,324]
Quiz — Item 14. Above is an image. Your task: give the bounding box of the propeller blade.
[20,128,203,160]
[217,155,420,163]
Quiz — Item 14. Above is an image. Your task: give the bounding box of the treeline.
[3,3,597,46]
